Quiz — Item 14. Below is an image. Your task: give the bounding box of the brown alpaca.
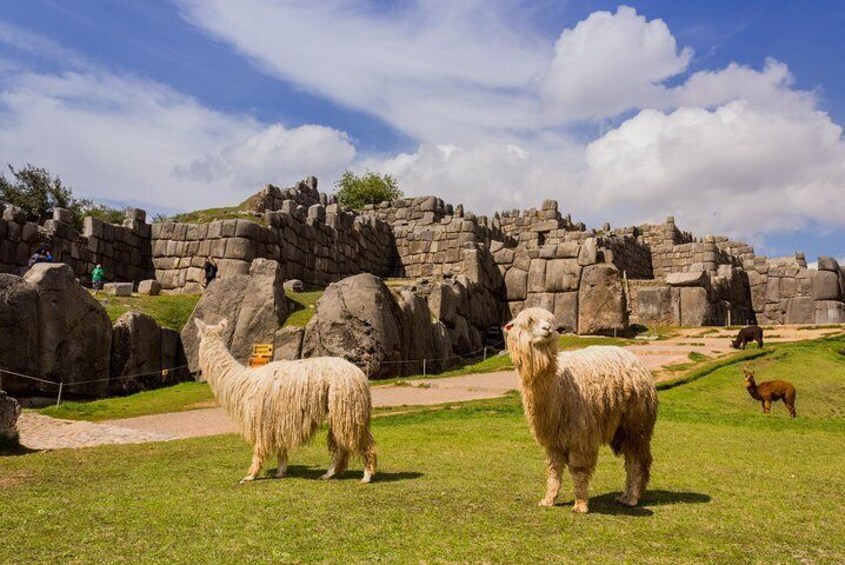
[505,308,658,514]
[743,368,797,418]
[731,325,764,349]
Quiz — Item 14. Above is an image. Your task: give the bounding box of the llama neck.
[199,334,249,411]
[746,382,761,401]
[516,344,562,445]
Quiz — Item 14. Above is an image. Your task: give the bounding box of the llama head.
[743,367,756,386]
[504,308,559,347]
[504,308,559,380]
[194,317,228,340]
[730,338,740,349]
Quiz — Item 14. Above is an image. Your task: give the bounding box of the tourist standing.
[203,257,218,287]
[91,264,105,293]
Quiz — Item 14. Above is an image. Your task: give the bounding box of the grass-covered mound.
[93,292,200,330]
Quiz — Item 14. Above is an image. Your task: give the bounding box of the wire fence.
[0,339,508,406]
[0,365,190,407]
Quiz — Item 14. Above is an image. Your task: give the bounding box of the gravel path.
[16,326,840,450]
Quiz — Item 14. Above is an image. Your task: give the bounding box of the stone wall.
[0,205,153,284]
[361,196,498,278]
[152,201,396,293]
[744,254,843,325]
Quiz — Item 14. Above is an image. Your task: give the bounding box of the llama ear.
[194,318,207,337]
[503,322,514,332]
[219,318,228,329]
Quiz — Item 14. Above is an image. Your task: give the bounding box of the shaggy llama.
[505,308,658,513]
[194,318,376,483]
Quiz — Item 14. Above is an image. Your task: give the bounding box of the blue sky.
[0,1,843,262]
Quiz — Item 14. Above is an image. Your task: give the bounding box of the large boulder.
[301,273,403,379]
[109,312,163,394]
[785,296,814,325]
[814,301,845,324]
[182,258,287,373]
[229,259,288,361]
[578,264,627,335]
[812,270,841,301]
[181,275,249,373]
[0,390,21,444]
[398,291,436,375]
[634,285,676,326]
[679,287,712,326]
[273,326,304,361]
[0,274,40,395]
[23,263,112,397]
[160,327,188,382]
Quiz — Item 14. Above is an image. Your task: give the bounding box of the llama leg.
[787,400,797,418]
[321,429,350,480]
[617,444,652,507]
[568,451,597,514]
[763,399,772,414]
[538,454,565,507]
[275,450,288,479]
[240,449,264,484]
[359,431,377,484]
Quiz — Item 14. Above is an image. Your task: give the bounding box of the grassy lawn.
[4,335,845,563]
[93,292,200,330]
[284,288,324,328]
[38,382,214,422]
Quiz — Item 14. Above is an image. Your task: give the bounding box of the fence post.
[422,359,426,377]
[56,381,64,408]
[483,346,487,361]
[365,363,370,379]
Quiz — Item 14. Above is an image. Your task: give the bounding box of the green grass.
[39,382,214,422]
[283,288,324,327]
[4,336,845,563]
[93,292,200,330]
[169,206,268,227]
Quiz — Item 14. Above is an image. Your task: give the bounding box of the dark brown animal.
[731,325,764,349]
[743,368,796,418]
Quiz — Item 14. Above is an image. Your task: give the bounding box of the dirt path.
[16,325,841,450]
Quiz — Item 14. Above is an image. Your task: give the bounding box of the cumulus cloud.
[582,99,845,237]
[177,0,550,143]
[3,3,845,251]
[0,68,355,211]
[541,6,692,121]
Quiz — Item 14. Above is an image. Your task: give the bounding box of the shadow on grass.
[0,439,38,457]
[246,465,424,483]
[559,490,711,517]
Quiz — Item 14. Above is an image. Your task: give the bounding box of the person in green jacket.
[91,264,105,293]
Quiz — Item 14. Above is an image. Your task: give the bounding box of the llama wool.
[194,318,377,483]
[505,308,658,513]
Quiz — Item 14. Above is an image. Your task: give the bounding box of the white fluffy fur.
[194,318,376,483]
[506,308,657,513]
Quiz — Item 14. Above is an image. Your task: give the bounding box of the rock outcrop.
[302,273,404,379]
[23,263,112,396]
[0,390,21,444]
[182,258,287,372]
[0,274,40,395]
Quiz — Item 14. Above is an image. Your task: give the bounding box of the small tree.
[334,170,402,210]
[0,164,79,223]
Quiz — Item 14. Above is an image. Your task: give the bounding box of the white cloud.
[3,3,845,252]
[177,0,550,143]
[583,100,845,237]
[541,6,692,121]
[0,68,355,211]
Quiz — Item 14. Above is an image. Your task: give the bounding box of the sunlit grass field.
[4,335,844,563]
